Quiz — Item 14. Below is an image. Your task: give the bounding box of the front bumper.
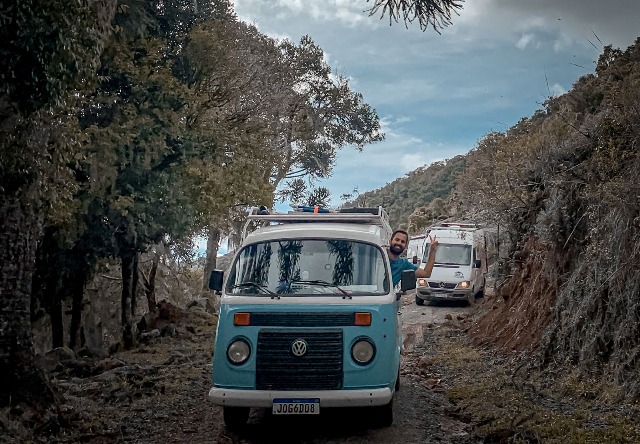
[208,387,392,408]
[416,287,472,301]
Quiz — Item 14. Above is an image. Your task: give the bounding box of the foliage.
[455,38,640,395]
[0,0,116,414]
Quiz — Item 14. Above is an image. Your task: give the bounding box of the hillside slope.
[354,37,640,397]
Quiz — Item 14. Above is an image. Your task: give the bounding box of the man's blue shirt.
[389,257,418,287]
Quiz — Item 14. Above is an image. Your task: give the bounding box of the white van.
[414,223,486,305]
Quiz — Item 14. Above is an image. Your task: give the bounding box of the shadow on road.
[226,406,391,442]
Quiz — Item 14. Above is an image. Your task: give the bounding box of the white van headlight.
[227,338,251,365]
[351,338,375,365]
[456,281,471,289]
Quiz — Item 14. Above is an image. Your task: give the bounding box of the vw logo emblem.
[439,282,446,288]
[291,339,307,357]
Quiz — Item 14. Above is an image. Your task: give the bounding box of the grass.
[427,323,640,443]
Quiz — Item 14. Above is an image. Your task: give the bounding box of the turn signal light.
[233,312,251,326]
[354,312,372,326]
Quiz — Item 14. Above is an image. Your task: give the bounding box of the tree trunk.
[202,226,221,292]
[32,229,65,349]
[131,253,138,319]
[0,197,56,408]
[68,266,88,350]
[51,282,64,348]
[120,249,137,349]
[142,252,159,312]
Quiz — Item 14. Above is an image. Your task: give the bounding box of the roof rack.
[430,222,480,230]
[242,206,392,240]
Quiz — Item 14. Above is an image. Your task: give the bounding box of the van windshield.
[226,239,390,296]
[423,243,471,266]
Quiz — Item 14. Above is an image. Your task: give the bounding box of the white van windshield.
[424,243,471,266]
[226,239,390,296]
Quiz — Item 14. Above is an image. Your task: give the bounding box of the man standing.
[388,230,438,287]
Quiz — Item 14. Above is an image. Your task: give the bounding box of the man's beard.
[389,244,404,255]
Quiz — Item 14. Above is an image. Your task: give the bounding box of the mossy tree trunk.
[0,198,56,408]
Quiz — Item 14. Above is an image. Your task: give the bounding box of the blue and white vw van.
[208,206,415,430]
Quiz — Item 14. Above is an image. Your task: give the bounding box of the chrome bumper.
[208,387,392,408]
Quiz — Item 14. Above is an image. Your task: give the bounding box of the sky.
[231,0,640,208]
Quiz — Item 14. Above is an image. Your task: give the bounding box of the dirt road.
[43,296,478,444]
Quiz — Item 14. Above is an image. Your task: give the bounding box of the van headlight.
[351,338,375,365]
[227,338,251,365]
[417,278,428,287]
[456,281,471,289]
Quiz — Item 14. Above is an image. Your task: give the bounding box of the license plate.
[272,398,320,415]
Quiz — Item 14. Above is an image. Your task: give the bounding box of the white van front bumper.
[416,287,472,301]
[208,387,392,407]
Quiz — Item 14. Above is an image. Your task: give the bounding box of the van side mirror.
[412,255,418,264]
[400,270,416,292]
[473,259,481,269]
[209,269,224,293]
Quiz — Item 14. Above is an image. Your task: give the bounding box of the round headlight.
[227,339,251,365]
[351,338,375,365]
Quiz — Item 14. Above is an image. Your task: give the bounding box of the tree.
[0,0,115,412]
[185,21,384,285]
[367,0,464,33]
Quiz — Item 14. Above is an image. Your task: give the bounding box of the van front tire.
[415,294,425,306]
[223,406,249,431]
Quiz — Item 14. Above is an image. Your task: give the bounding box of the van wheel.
[223,406,249,431]
[415,294,424,306]
[373,400,393,427]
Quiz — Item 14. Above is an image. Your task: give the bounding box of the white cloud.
[400,153,430,172]
[553,32,575,52]
[516,33,536,50]
[549,83,567,97]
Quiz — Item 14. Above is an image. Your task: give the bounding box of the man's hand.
[416,234,439,279]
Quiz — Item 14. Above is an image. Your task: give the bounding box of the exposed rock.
[35,347,76,372]
[76,346,109,359]
[186,297,216,314]
[140,329,161,344]
[418,356,433,369]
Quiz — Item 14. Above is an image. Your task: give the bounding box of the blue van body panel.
[212,302,401,391]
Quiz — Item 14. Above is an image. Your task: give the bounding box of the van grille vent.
[428,282,457,289]
[256,330,343,390]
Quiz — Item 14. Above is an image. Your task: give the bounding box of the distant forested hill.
[341,155,467,230]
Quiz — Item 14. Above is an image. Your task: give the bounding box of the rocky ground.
[3,294,640,443]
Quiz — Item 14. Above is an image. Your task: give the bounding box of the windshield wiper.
[230,282,279,298]
[290,280,351,299]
